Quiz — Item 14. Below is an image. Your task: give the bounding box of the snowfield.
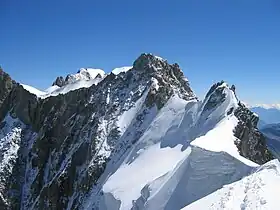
[183,159,280,210]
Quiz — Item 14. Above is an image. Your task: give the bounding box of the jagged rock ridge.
[0,54,273,210]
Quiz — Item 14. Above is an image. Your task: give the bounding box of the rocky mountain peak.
[133,53,167,70]
[131,53,196,103]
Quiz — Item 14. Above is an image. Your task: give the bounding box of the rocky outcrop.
[203,81,273,164]
[52,76,65,87]
[234,102,273,164]
[0,67,16,107]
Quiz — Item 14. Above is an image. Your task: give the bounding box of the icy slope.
[183,159,280,210]
[100,96,192,210]
[89,82,263,210]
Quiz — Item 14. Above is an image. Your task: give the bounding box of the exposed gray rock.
[234,102,273,164]
[52,76,65,87]
[0,67,16,107]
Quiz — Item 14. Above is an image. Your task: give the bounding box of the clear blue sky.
[1,0,280,104]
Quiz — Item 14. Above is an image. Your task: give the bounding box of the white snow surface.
[87,83,263,210]
[183,159,280,210]
[21,84,46,96]
[112,66,132,75]
[154,55,166,62]
[102,96,191,210]
[44,85,60,93]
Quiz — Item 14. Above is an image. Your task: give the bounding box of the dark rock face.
[234,102,273,164]
[0,67,16,107]
[133,53,196,109]
[203,81,226,112]
[259,123,280,159]
[52,76,65,87]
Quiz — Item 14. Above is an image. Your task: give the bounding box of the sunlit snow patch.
[112,66,133,75]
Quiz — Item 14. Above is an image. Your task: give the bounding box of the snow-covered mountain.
[20,68,106,99]
[0,55,275,210]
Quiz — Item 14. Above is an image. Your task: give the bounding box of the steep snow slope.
[82,82,261,210]
[183,159,280,210]
[100,96,192,210]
